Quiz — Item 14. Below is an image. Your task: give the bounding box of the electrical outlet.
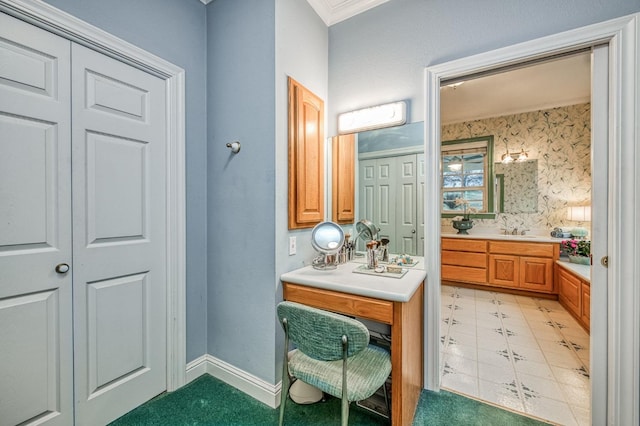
[289,236,297,255]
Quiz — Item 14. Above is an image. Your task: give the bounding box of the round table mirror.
[311,221,344,270]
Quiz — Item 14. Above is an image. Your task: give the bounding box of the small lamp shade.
[567,206,591,222]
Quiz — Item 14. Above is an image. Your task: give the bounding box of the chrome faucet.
[511,228,518,235]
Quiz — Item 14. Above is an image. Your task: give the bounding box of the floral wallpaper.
[441,103,591,234]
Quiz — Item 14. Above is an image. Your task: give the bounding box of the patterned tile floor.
[440,286,591,425]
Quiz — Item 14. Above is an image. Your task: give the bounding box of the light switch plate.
[289,236,297,255]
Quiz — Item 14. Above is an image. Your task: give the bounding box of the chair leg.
[382,381,391,424]
[341,397,349,426]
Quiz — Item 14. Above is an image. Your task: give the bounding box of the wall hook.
[226,141,241,153]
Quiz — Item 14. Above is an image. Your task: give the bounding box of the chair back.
[277,301,370,361]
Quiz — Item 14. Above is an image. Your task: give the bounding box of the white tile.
[524,395,578,426]
[518,372,566,402]
[476,333,508,351]
[507,333,542,349]
[442,353,478,377]
[456,287,476,297]
[551,366,591,388]
[537,337,574,355]
[443,341,477,361]
[560,382,591,409]
[509,344,547,364]
[515,295,538,306]
[477,379,524,412]
[448,329,477,347]
[571,406,591,426]
[514,359,555,380]
[477,347,512,368]
[544,349,585,370]
[478,361,517,385]
[441,372,479,397]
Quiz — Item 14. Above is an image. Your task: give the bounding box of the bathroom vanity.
[280,261,425,426]
[442,234,560,297]
[556,260,591,332]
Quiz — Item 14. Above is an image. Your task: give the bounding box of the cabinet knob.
[55,263,70,274]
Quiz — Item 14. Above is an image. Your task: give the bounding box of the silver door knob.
[55,263,70,274]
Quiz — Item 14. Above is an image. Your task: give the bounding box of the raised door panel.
[581,282,590,331]
[558,268,581,317]
[397,155,417,255]
[288,77,324,229]
[519,257,554,292]
[72,44,167,426]
[488,254,519,287]
[0,13,73,426]
[332,134,355,224]
[416,154,425,256]
[375,158,396,251]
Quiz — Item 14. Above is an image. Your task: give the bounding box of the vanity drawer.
[441,238,487,253]
[283,282,394,324]
[442,265,487,284]
[489,241,556,258]
[442,250,486,268]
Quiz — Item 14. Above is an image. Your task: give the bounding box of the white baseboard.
[185,354,281,408]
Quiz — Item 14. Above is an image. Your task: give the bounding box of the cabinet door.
[558,268,581,317]
[288,77,324,229]
[332,134,355,224]
[581,283,590,330]
[488,254,519,287]
[519,257,554,292]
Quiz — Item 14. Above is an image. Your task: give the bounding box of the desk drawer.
[283,282,394,324]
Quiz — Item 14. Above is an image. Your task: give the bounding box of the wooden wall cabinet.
[331,134,355,224]
[557,265,590,332]
[288,77,324,229]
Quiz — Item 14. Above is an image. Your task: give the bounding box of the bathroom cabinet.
[488,241,557,293]
[331,134,355,224]
[557,263,590,332]
[441,237,559,295]
[288,77,324,229]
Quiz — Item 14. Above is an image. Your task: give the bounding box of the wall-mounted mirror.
[350,122,425,256]
[495,160,538,213]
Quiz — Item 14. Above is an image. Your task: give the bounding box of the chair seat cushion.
[288,345,391,402]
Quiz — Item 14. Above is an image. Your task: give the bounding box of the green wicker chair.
[277,301,391,426]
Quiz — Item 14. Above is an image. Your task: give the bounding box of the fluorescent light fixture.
[338,101,407,134]
[567,206,591,222]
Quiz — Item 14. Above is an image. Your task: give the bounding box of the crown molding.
[306,0,389,26]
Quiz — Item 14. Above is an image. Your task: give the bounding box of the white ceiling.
[440,52,591,124]
[305,0,390,26]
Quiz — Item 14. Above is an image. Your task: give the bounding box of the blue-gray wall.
[328,0,640,134]
[206,0,277,382]
[43,0,209,362]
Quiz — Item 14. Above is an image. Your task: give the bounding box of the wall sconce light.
[501,151,514,164]
[516,149,529,162]
[337,101,407,134]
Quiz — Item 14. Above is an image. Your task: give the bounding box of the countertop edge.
[556,259,591,283]
[280,265,426,303]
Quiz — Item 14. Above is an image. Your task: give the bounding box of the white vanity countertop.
[280,261,426,302]
[441,232,563,244]
[556,259,591,282]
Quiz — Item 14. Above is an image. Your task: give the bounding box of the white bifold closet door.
[0,12,168,426]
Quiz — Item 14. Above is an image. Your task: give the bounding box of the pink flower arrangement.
[561,239,590,257]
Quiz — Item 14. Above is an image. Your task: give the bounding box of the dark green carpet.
[109,374,549,425]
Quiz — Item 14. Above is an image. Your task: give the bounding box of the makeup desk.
[280,261,425,426]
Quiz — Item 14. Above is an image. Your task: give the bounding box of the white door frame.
[0,0,187,392]
[424,14,640,425]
